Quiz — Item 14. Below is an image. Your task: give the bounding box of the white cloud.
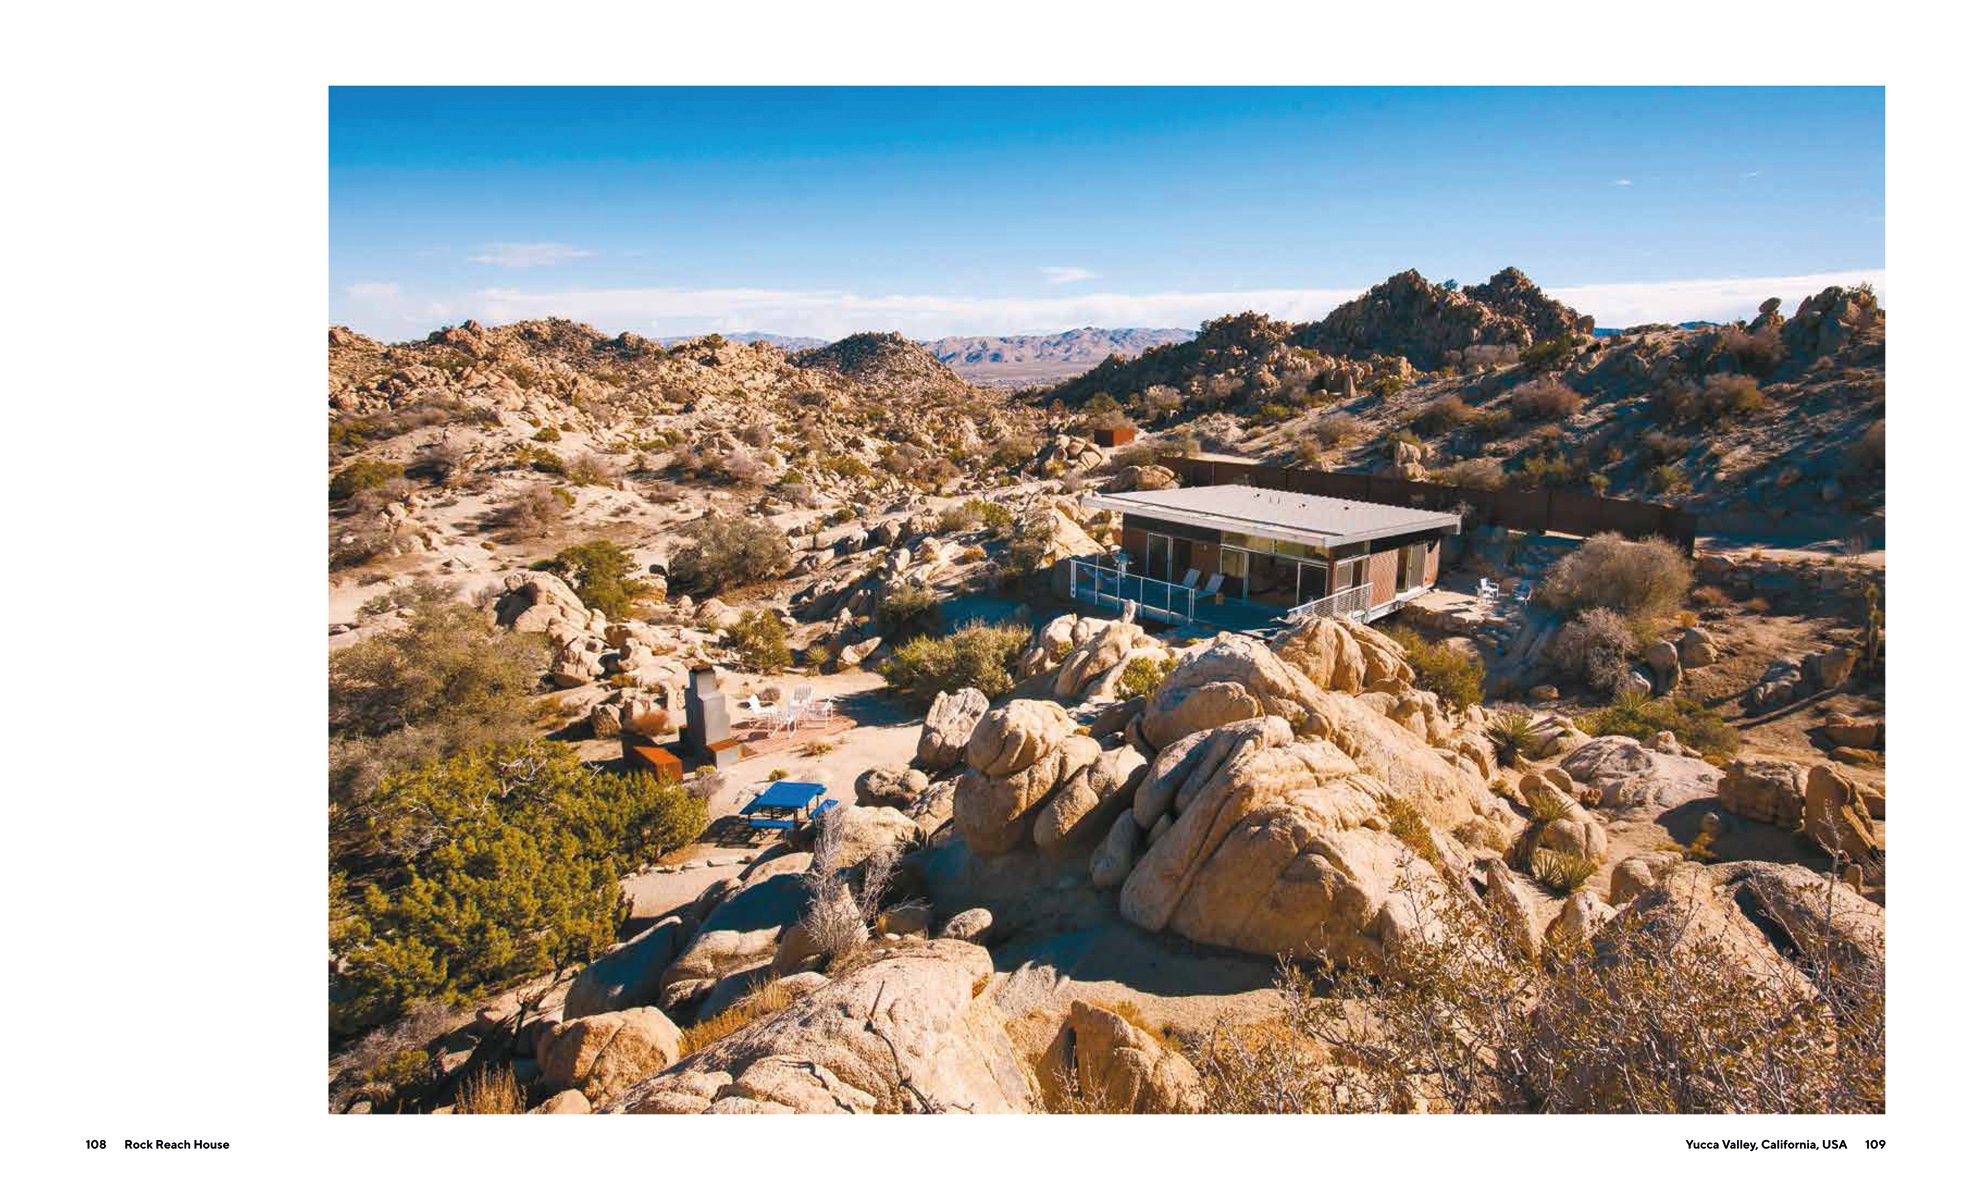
[333,269,1885,342]
[465,242,594,268]
[1610,178,1633,187]
[343,281,400,301]
[1041,265,1097,285]
[1547,269,1885,329]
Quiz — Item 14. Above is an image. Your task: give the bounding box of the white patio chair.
[1477,577,1501,602]
[738,694,778,726]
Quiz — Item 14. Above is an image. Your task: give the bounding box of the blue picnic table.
[740,781,831,833]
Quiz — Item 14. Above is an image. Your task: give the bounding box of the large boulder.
[1717,758,1810,826]
[954,731,1100,854]
[916,688,989,770]
[1090,809,1142,890]
[1034,743,1149,851]
[537,1006,683,1104]
[659,872,812,1008]
[1106,463,1179,492]
[815,805,921,871]
[1139,634,1325,748]
[1039,1001,1204,1113]
[1052,610,1166,703]
[608,940,1035,1113]
[855,766,929,809]
[1803,765,1883,866]
[491,569,595,638]
[1560,736,1722,814]
[966,699,1077,776]
[563,917,686,1020]
[1117,717,1447,964]
[1271,617,1415,694]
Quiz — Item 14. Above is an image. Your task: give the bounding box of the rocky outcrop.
[1039,1001,1204,1113]
[1803,765,1883,867]
[1105,463,1180,492]
[563,918,685,1020]
[659,872,811,1009]
[1139,634,1326,748]
[1271,617,1415,694]
[1560,736,1721,814]
[916,688,989,770]
[537,1006,683,1105]
[954,719,1100,855]
[1717,758,1811,826]
[1297,268,1592,370]
[1034,743,1148,851]
[608,940,1035,1113]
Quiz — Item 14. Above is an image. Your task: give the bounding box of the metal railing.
[1066,557,1198,623]
[1286,582,1375,623]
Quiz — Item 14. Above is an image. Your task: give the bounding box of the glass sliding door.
[1144,533,1172,581]
[1296,561,1329,605]
[1218,546,1249,599]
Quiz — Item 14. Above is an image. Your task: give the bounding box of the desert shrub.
[1507,378,1584,421]
[1312,412,1370,449]
[1412,397,1474,436]
[1547,606,1640,693]
[1540,533,1691,619]
[1488,710,1541,765]
[667,511,791,597]
[1852,419,1885,472]
[937,497,1014,534]
[1187,865,1882,1113]
[1115,655,1171,701]
[989,435,1039,471]
[821,452,873,479]
[1512,451,1588,489]
[879,621,1029,707]
[729,609,792,673]
[1388,626,1484,707]
[329,600,548,808]
[877,584,940,637]
[563,452,618,487]
[1647,463,1690,495]
[1700,372,1770,421]
[486,483,574,537]
[1720,325,1784,376]
[331,458,406,503]
[1433,457,1507,490]
[1520,337,1580,372]
[546,539,649,619]
[330,741,706,1035]
[1577,691,1739,758]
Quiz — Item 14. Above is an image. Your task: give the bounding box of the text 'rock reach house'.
[1073,484,1461,629]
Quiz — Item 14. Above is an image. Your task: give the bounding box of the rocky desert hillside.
[1043,268,1884,544]
[327,272,1886,1118]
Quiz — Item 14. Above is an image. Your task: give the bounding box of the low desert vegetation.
[1115,655,1172,701]
[1507,377,1584,421]
[1547,606,1640,694]
[877,583,941,636]
[330,458,406,503]
[329,740,706,1036]
[1540,533,1692,621]
[1577,690,1740,759]
[545,538,649,619]
[666,511,792,597]
[729,609,792,673]
[1187,869,1882,1113]
[1387,625,1485,707]
[879,620,1029,707]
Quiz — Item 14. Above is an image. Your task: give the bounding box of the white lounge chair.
[1477,577,1501,600]
[738,694,778,725]
[1178,568,1202,590]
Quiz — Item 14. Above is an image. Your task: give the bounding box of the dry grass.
[453,1064,526,1114]
[677,977,801,1057]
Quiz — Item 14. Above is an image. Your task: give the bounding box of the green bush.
[730,609,792,673]
[1388,626,1485,707]
[1520,337,1579,372]
[532,426,562,443]
[1577,691,1740,759]
[330,741,706,1035]
[937,497,1015,534]
[1488,711,1541,765]
[1529,848,1597,894]
[877,584,940,637]
[330,458,405,502]
[879,621,1030,707]
[667,511,792,597]
[1508,378,1584,421]
[1115,655,1171,701]
[546,539,650,619]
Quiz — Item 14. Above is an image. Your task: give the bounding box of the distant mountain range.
[920,327,1195,386]
[659,326,1195,387]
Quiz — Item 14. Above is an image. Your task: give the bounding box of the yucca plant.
[1489,711,1541,765]
[1529,848,1597,894]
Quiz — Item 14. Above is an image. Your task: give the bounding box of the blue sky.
[331,87,1884,340]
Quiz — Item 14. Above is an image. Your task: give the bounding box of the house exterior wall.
[1368,548,1400,606]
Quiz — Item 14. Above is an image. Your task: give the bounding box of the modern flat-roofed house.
[1075,484,1461,628]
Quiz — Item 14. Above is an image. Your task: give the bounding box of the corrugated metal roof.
[1090,484,1460,548]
